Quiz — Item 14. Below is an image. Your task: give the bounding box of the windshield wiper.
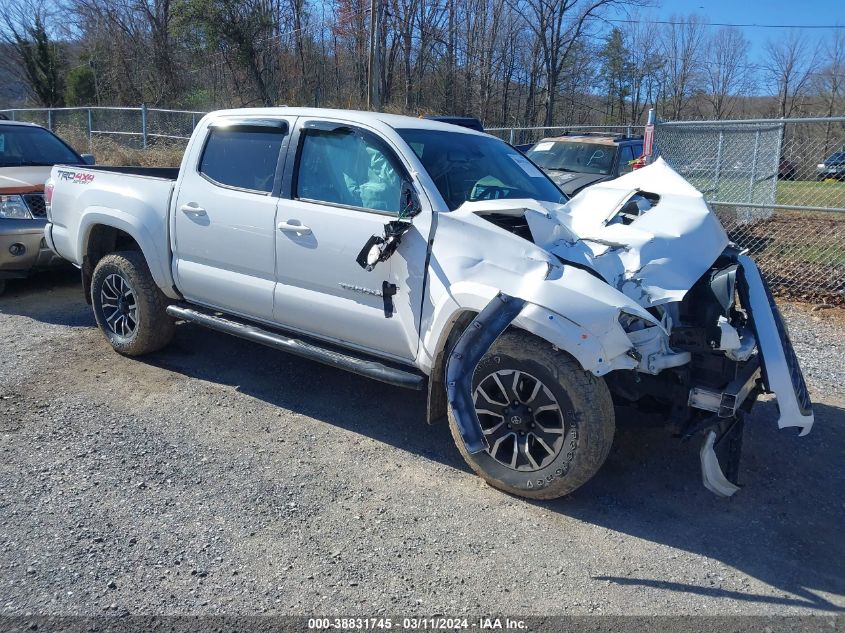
[547,167,576,173]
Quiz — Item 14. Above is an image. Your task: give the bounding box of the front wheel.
[448,330,615,500]
[91,251,175,356]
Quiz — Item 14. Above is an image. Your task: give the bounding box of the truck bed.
[48,164,178,297]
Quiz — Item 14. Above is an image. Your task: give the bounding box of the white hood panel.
[536,159,729,306]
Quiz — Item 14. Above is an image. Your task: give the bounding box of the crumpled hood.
[458,158,729,308]
[0,166,51,194]
[546,170,610,196]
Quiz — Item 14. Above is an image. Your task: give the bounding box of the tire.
[448,330,615,500]
[91,251,175,356]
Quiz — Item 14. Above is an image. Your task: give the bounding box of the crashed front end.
[439,159,812,496]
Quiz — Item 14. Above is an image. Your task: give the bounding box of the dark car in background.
[422,116,484,133]
[817,151,845,180]
[521,134,644,197]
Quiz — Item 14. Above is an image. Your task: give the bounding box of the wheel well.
[81,225,141,304]
[427,310,581,424]
[426,310,477,424]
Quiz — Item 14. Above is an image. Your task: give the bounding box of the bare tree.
[623,17,663,125]
[815,28,845,154]
[702,26,752,119]
[516,0,629,126]
[659,13,706,119]
[764,30,819,118]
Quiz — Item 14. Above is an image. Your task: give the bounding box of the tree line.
[1,0,843,127]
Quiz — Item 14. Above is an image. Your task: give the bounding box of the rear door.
[272,119,432,362]
[172,118,293,321]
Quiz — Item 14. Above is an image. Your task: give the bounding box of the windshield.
[527,141,617,176]
[0,125,82,167]
[396,129,566,211]
[826,152,845,165]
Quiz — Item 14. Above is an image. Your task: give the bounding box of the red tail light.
[44,182,54,204]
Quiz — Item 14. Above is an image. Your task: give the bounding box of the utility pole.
[367,0,383,110]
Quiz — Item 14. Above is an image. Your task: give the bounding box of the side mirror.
[400,180,422,217]
[81,154,96,165]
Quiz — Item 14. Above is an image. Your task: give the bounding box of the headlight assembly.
[0,195,34,220]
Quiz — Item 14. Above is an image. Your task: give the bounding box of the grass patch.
[55,126,186,167]
[776,179,845,209]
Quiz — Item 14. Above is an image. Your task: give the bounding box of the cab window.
[295,127,404,214]
[199,125,286,193]
[618,145,636,174]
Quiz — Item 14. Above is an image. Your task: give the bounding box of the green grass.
[684,174,845,211]
[776,179,845,209]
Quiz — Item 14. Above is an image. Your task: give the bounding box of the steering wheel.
[472,184,511,201]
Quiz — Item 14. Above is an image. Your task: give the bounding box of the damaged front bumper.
[737,255,814,435]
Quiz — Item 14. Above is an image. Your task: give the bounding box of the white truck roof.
[204,107,488,136]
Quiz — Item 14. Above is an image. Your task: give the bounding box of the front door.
[273,120,431,362]
[172,118,291,321]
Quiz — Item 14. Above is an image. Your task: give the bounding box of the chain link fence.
[2,108,844,303]
[0,106,204,153]
[654,117,845,303]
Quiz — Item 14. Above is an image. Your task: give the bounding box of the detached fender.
[445,294,525,453]
[78,208,178,300]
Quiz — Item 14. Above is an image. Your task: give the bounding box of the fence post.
[748,129,760,203]
[141,103,148,149]
[47,109,53,131]
[87,108,93,154]
[714,130,724,199]
[509,128,515,145]
[772,119,785,210]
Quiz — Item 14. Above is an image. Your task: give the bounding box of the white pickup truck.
[44,108,813,500]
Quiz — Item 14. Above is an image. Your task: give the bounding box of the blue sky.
[609,0,843,64]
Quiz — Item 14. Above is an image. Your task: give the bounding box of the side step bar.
[165,304,426,390]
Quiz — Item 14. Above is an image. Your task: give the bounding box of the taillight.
[44,181,54,219]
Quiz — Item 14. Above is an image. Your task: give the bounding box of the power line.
[606,18,845,30]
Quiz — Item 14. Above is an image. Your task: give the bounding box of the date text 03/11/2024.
[307,617,528,630]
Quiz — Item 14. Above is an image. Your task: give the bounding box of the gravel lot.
[1,270,843,616]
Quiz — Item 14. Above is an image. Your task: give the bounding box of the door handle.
[180,203,207,216]
[277,221,312,235]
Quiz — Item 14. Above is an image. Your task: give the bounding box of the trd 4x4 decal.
[56,169,95,184]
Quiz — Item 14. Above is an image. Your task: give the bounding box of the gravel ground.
[1,270,843,616]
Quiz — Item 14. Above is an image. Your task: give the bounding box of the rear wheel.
[91,251,174,356]
[448,330,615,500]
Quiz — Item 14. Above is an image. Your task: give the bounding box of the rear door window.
[199,124,287,193]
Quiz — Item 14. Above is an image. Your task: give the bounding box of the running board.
[165,304,426,390]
